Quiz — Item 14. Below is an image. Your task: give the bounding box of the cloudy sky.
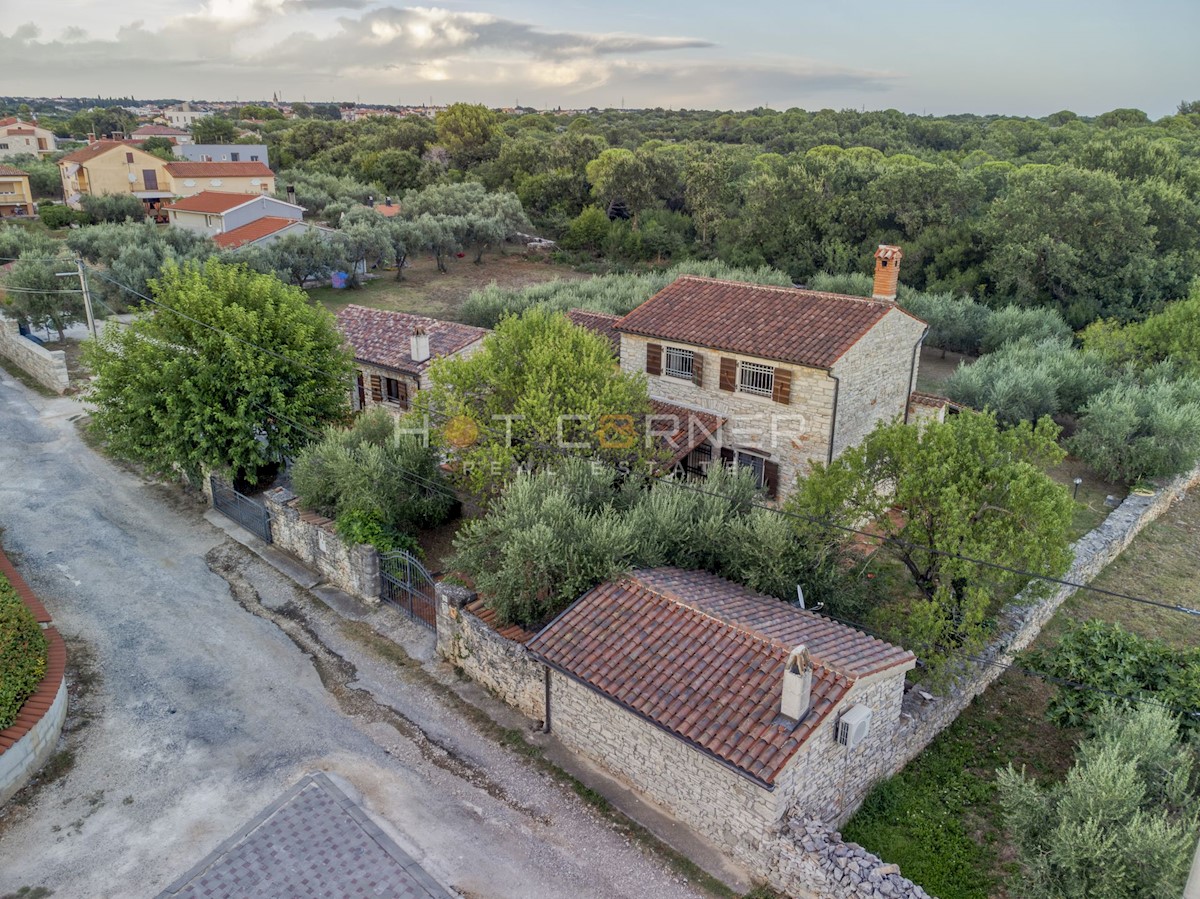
[1,0,1193,116]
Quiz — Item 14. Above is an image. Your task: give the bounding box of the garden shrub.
[38,204,88,229]
[978,305,1072,354]
[901,290,993,356]
[0,573,49,731]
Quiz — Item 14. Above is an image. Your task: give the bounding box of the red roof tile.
[164,161,274,178]
[466,598,539,644]
[375,204,402,217]
[132,124,189,136]
[616,276,923,370]
[565,309,622,353]
[168,190,263,214]
[335,305,488,377]
[527,568,913,786]
[213,217,299,249]
[0,165,29,177]
[909,390,958,410]
[648,399,725,465]
[58,140,143,165]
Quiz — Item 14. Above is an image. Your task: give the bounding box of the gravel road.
[0,372,714,899]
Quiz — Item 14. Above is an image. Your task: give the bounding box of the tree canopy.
[83,261,353,484]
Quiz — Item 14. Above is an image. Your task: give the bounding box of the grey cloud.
[280,0,372,11]
[60,26,88,42]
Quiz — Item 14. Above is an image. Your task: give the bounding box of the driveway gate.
[210,477,273,543]
[380,550,436,629]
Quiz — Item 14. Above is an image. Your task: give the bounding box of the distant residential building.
[162,161,275,199]
[175,143,268,166]
[58,140,174,209]
[162,102,212,129]
[335,306,487,415]
[130,124,192,145]
[165,190,302,238]
[0,165,34,217]
[0,118,57,159]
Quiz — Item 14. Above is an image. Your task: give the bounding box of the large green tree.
[435,103,501,168]
[191,116,238,144]
[83,261,353,483]
[413,308,654,494]
[787,412,1074,683]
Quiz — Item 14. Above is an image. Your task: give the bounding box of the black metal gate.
[210,477,273,543]
[380,550,436,629]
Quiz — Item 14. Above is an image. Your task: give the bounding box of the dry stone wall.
[263,487,380,602]
[0,318,69,394]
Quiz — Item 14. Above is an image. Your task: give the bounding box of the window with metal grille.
[682,442,712,479]
[736,451,766,488]
[739,361,774,396]
[664,347,694,380]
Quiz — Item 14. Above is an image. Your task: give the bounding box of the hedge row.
[0,572,49,731]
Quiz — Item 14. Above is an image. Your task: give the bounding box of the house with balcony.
[335,306,487,415]
[0,118,57,160]
[0,166,34,217]
[570,247,928,500]
[57,140,174,210]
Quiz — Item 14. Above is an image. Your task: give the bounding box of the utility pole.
[1184,835,1200,898]
[56,256,96,339]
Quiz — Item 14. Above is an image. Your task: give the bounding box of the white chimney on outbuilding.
[781,645,813,722]
[410,327,430,363]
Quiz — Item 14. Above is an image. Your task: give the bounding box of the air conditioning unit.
[835,704,873,750]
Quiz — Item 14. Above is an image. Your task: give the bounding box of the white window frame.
[739,361,774,396]
[663,346,694,381]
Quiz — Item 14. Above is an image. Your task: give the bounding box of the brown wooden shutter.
[719,357,737,392]
[369,373,382,403]
[719,446,735,468]
[762,460,780,500]
[646,343,662,375]
[397,380,410,410]
[691,352,705,387]
[772,367,792,405]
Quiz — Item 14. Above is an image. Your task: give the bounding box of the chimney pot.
[286,184,297,205]
[781,645,813,722]
[872,244,903,302]
[87,132,96,144]
[410,327,431,363]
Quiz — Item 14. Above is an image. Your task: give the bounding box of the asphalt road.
[0,372,712,899]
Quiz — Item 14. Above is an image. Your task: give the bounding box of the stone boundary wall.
[0,318,69,394]
[892,460,1200,769]
[436,584,546,722]
[263,487,380,603]
[0,550,69,806]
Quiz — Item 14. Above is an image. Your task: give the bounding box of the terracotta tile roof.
[527,568,914,786]
[58,140,139,164]
[565,309,621,353]
[465,598,539,644]
[648,398,725,465]
[375,204,402,217]
[214,217,298,249]
[616,276,924,370]
[530,571,912,782]
[132,124,189,136]
[164,161,274,178]
[167,190,261,214]
[335,305,488,377]
[0,164,29,177]
[909,391,957,409]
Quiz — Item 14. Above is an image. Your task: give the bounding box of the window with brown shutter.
[719,357,737,392]
[719,446,735,467]
[762,460,780,499]
[646,343,662,375]
[369,373,383,403]
[691,352,705,387]
[772,368,792,405]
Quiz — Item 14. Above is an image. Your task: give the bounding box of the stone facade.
[435,585,546,722]
[618,304,925,500]
[354,362,422,417]
[0,318,70,393]
[263,487,380,603]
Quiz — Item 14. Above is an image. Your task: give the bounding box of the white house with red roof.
[130,124,192,145]
[0,118,56,160]
[166,191,302,237]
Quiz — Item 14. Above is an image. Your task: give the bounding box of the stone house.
[570,247,928,500]
[335,306,488,415]
[0,117,56,160]
[521,567,915,863]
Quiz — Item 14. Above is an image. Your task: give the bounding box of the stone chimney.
[410,327,430,364]
[87,132,96,144]
[872,245,903,302]
[780,645,813,722]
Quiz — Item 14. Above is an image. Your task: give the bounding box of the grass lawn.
[306,252,587,322]
[844,672,1080,899]
[1047,456,1127,541]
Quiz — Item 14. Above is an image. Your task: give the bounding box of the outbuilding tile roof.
[615,276,923,370]
[565,308,622,353]
[335,305,488,376]
[213,217,299,249]
[527,568,914,786]
[168,190,261,214]
[648,398,725,465]
[163,161,274,178]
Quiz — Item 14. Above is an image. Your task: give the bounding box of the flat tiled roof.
[527,568,914,786]
[335,305,488,377]
[214,217,298,249]
[168,190,262,214]
[616,276,923,370]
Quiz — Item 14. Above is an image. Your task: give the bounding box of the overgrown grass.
[844,672,1078,899]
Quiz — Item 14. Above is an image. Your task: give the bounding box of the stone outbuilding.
[568,247,931,500]
[524,568,915,863]
[335,305,488,415]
